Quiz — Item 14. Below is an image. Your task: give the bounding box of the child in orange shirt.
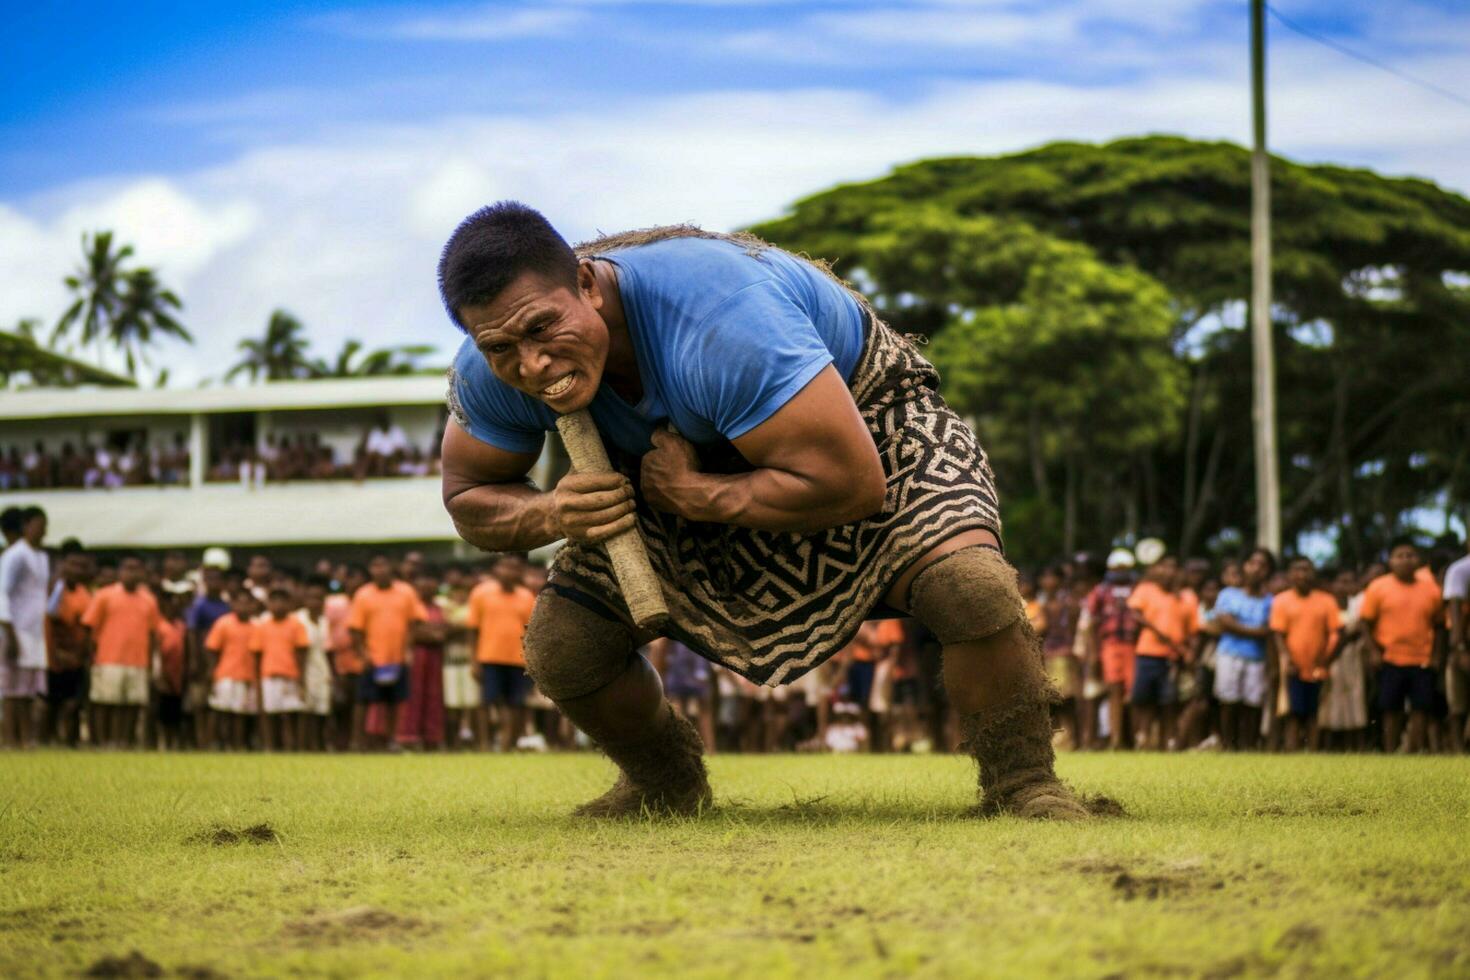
[1361,538,1444,753]
[255,587,309,751]
[1268,557,1341,752]
[206,592,261,750]
[348,555,427,751]
[82,554,162,749]
[153,593,188,750]
[1126,555,1197,750]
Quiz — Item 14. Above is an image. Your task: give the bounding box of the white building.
[0,376,565,555]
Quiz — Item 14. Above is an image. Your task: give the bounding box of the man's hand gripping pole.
[555,410,670,631]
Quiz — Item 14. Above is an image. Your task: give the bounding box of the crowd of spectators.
[0,416,443,493]
[0,435,191,490]
[2,502,1466,755]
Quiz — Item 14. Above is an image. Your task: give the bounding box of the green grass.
[2,751,1468,978]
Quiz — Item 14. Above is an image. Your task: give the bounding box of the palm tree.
[109,268,192,377]
[53,231,133,362]
[227,309,316,382]
[314,338,438,377]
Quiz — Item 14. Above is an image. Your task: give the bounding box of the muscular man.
[438,203,1090,819]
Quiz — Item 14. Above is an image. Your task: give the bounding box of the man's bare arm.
[441,421,636,551]
[640,366,885,533]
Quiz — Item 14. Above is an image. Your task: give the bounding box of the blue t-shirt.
[449,238,866,458]
[1214,586,1274,661]
[186,595,230,637]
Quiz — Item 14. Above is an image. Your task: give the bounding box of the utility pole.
[1250,0,1281,552]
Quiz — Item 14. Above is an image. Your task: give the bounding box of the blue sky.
[3,0,1468,382]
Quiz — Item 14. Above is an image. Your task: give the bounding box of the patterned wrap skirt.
[549,311,1001,687]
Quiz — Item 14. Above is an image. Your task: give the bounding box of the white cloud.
[315,4,585,41]
[3,27,1468,386]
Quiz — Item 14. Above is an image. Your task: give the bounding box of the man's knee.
[907,545,1026,646]
[523,590,637,702]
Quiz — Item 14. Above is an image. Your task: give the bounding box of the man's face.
[1289,560,1315,593]
[492,557,522,589]
[119,558,144,589]
[1242,552,1270,588]
[1151,558,1179,587]
[163,553,187,579]
[304,585,327,615]
[62,554,86,584]
[202,567,224,595]
[369,557,394,587]
[1389,545,1419,580]
[460,264,609,413]
[23,514,45,545]
[1332,570,1358,601]
[247,556,271,582]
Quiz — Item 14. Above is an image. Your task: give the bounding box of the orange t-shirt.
[1269,589,1341,679]
[47,583,92,671]
[848,622,880,663]
[1361,575,1443,668]
[207,613,258,683]
[82,584,162,669]
[157,620,187,694]
[1127,582,1196,659]
[873,619,906,649]
[348,581,427,668]
[254,614,309,679]
[467,581,537,666]
[323,593,362,674]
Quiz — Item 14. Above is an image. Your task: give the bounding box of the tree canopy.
[750,136,1470,564]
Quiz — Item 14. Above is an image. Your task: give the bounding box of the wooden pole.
[1251,0,1282,553]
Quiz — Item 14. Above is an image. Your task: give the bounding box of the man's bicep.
[729,366,878,477]
[441,420,541,499]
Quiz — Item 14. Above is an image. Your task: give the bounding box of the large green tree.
[52,231,191,380]
[313,338,438,378]
[227,309,316,381]
[751,136,1470,562]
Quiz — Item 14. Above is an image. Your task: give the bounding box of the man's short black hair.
[437,201,578,330]
[0,507,22,537]
[1388,535,1420,554]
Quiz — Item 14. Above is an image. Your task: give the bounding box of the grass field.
[2,751,1468,978]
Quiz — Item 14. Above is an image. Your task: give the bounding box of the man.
[45,539,92,747]
[0,506,50,747]
[467,554,536,751]
[254,587,309,751]
[326,564,369,750]
[82,554,162,748]
[1211,548,1276,751]
[1268,557,1341,752]
[1126,555,1196,751]
[1361,538,1443,754]
[1443,541,1470,752]
[184,562,232,748]
[348,554,427,750]
[1086,549,1140,752]
[437,203,1087,818]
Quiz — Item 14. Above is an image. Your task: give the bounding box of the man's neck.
[593,260,642,403]
[1294,585,1311,597]
[1394,572,1415,584]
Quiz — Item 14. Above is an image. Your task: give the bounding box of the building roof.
[0,372,449,421]
[0,332,135,390]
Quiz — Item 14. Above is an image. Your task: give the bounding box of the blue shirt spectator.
[1214,586,1274,661]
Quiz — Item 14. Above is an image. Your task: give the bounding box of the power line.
[1265,4,1470,112]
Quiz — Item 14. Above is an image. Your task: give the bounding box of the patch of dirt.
[1063,858,1129,875]
[1246,801,1370,818]
[84,951,163,977]
[1081,794,1128,817]
[283,906,426,946]
[189,824,279,846]
[1111,870,1224,901]
[1278,924,1322,949]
